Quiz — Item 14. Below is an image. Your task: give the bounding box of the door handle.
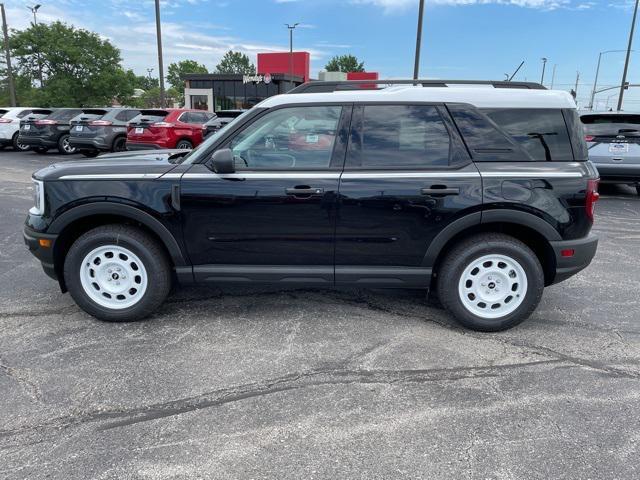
[421,186,460,197]
[285,187,324,196]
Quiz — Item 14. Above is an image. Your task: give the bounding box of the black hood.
[33,149,190,181]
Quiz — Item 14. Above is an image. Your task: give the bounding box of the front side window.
[347,105,451,169]
[228,105,342,170]
[483,108,573,161]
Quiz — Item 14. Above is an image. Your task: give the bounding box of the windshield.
[181,109,256,164]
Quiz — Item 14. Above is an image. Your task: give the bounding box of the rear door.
[334,104,482,287]
[581,113,640,166]
[180,104,350,284]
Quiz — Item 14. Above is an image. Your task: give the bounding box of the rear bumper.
[592,163,640,184]
[19,135,58,148]
[549,234,598,285]
[23,226,59,281]
[69,136,110,151]
[126,142,164,151]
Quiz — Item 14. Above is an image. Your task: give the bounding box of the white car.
[0,107,53,151]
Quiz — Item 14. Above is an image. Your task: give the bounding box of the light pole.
[413,0,425,80]
[27,4,43,87]
[589,50,628,110]
[540,57,548,85]
[1,3,16,106]
[285,23,299,92]
[154,0,165,107]
[550,64,557,89]
[618,0,639,111]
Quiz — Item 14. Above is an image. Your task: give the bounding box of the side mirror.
[207,148,235,174]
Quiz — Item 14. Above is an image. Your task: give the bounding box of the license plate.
[135,127,144,134]
[74,125,83,132]
[23,124,30,131]
[609,143,629,153]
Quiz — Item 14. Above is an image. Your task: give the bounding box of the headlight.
[30,179,45,215]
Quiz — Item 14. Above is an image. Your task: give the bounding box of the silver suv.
[69,108,141,157]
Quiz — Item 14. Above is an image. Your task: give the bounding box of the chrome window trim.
[58,173,163,180]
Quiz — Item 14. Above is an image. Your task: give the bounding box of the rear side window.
[483,108,573,161]
[347,105,450,169]
[17,109,33,118]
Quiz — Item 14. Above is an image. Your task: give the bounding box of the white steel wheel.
[457,254,528,320]
[80,245,148,310]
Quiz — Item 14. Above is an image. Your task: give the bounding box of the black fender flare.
[48,202,188,266]
[421,209,560,268]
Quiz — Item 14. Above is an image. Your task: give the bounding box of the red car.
[126,109,215,150]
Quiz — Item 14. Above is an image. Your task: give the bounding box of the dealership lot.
[1,150,639,478]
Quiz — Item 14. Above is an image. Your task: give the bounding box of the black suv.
[23,81,599,331]
[19,108,83,155]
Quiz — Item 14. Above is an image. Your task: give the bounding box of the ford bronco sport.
[24,81,599,331]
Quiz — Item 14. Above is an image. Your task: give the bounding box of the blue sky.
[3,0,639,109]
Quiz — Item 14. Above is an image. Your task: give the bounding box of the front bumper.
[592,163,640,184]
[549,234,598,285]
[19,135,58,148]
[23,226,59,281]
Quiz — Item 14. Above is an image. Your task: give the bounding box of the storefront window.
[190,95,209,111]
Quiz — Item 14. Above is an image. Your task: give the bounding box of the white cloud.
[351,0,574,13]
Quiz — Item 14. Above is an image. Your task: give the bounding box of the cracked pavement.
[0,150,639,479]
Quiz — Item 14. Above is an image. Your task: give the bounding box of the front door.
[335,104,482,287]
[180,104,350,284]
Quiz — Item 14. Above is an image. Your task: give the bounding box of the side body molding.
[48,202,189,267]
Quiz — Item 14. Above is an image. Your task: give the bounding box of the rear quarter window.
[482,108,574,161]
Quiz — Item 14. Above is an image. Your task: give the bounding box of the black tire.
[436,233,544,332]
[175,139,193,150]
[33,147,48,154]
[64,225,172,322]
[12,132,30,151]
[112,136,127,152]
[57,134,77,155]
[81,150,100,158]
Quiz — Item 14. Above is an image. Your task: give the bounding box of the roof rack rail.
[288,79,546,94]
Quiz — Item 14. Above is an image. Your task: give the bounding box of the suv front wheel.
[437,233,544,332]
[64,225,172,322]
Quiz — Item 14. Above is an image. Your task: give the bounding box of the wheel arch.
[49,203,189,290]
[424,210,559,287]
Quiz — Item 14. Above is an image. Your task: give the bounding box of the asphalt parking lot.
[0,149,639,479]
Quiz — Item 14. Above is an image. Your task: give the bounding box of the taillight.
[152,122,174,128]
[0,118,13,124]
[36,119,57,125]
[89,120,113,126]
[585,178,600,223]
[584,135,595,142]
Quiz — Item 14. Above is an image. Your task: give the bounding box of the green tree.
[214,51,255,74]
[167,59,207,90]
[324,54,365,73]
[8,21,134,106]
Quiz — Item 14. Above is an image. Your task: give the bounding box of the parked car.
[202,110,248,138]
[24,82,599,331]
[18,108,83,154]
[69,108,140,157]
[580,111,640,196]
[126,109,215,151]
[0,108,53,151]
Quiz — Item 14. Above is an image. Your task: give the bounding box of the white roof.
[259,86,577,110]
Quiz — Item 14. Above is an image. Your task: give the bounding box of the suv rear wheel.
[57,134,77,155]
[12,132,30,151]
[112,136,127,152]
[437,233,544,331]
[176,139,193,150]
[64,225,172,322]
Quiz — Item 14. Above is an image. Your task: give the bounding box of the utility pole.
[285,23,299,92]
[28,4,43,87]
[413,0,425,80]
[1,3,16,106]
[590,50,628,110]
[154,0,165,107]
[618,0,639,111]
[550,64,557,89]
[540,57,548,85]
